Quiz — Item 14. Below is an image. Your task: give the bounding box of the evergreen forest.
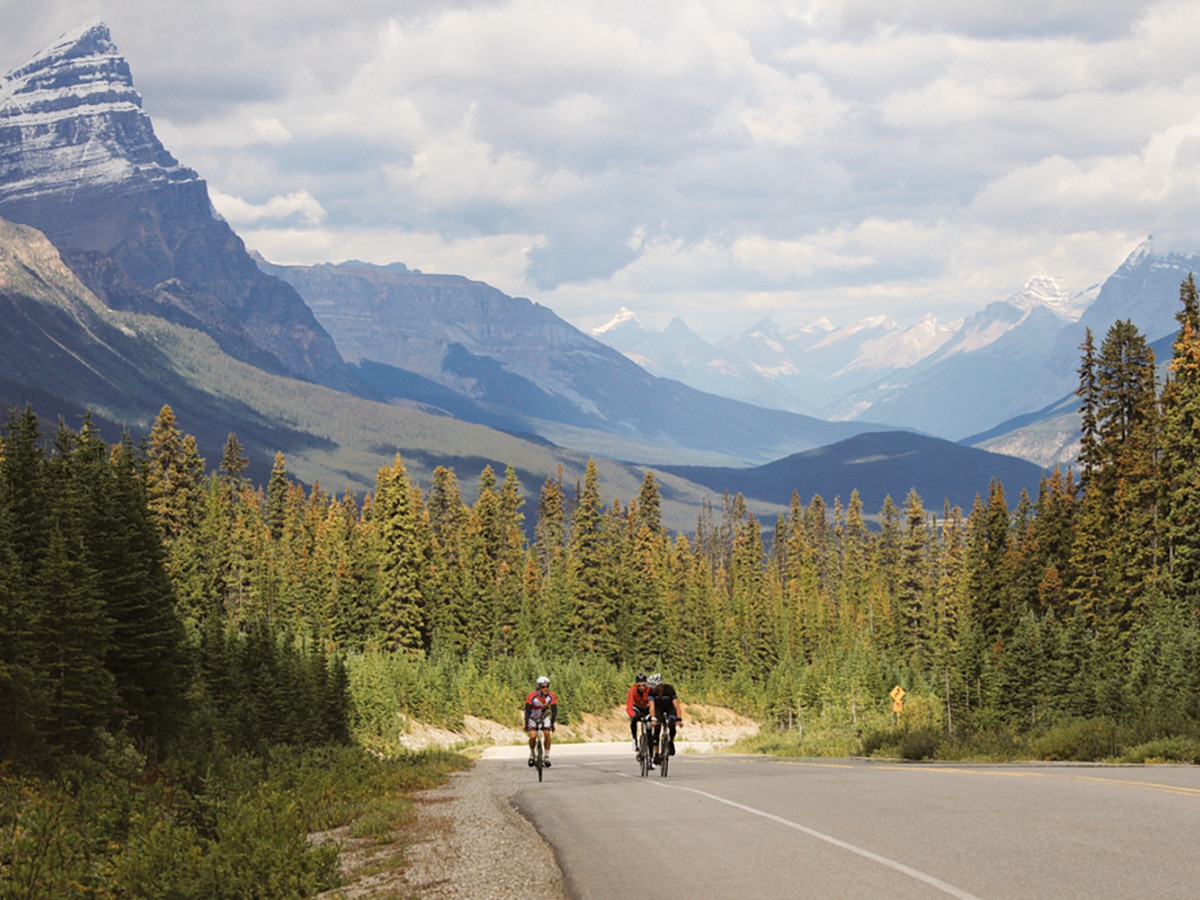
[6,278,1200,896]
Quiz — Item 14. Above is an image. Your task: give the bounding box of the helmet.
[635,672,648,684]
[536,676,550,687]
[648,673,662,688]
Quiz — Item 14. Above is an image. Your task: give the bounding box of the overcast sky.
[4,1,1200,338]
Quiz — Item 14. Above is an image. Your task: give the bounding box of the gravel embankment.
[400,756,569,900]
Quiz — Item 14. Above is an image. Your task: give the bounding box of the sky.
[4,1,1200,339]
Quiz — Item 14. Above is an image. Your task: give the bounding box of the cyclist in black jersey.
[647,672,683,764]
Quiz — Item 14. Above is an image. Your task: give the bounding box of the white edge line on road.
[643,778,984,900]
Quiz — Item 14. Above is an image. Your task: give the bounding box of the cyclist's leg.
[668,718,677,755]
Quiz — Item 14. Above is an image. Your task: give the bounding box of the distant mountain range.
[0,18,1146,524]
[593,251,1200,454]
[659,431,1047,514]
[254,257,891,466]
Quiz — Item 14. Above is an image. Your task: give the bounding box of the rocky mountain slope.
[0,19,366,396]
[258,258,894,466]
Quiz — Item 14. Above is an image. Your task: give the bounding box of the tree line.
[6,277,1200,771]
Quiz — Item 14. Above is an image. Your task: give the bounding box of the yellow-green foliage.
[0,744,466,900]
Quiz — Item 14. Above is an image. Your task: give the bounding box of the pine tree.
[1076,328,1100,489]
[966,480,1013,641]
[145,405,203,542]
[372,454,429,651]
[731,511,776,675]
[266,451,290,541]
[1161,275,1200,610]
[569,459,617,659]
[34,523,115,758]
[897,488,930,666]
[531,470,571,655]
[1071,320,1160,643]
[427,466,471,654]
[94,435,188,754]
[219,432,250,493]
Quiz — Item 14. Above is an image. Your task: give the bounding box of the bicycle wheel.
[535,737,544,782]
[658,728,670,778]
[639,723,650,777]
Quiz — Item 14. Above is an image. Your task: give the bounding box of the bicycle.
[654,715,678,778]
[528,720,552,782]
[636,714,654,777]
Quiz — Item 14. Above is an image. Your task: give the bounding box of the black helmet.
[635,672,648,684]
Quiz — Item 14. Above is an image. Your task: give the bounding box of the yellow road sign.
[889,685,906,702]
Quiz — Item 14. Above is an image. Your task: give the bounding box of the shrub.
[1030,718,1118,761]
[1121,736,1200,764]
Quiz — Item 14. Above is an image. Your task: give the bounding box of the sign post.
[889,685,906,722]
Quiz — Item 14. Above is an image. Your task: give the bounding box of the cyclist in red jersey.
[626,672,651,756]
[524,676,557,767]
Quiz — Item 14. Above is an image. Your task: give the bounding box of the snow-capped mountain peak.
[593,306,641,335]
[0,19,198,204]
[1005,273,1092,322]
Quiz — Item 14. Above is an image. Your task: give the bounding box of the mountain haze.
[594,274,1103,441]
[258,258,893,466]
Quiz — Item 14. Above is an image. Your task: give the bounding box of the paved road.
[486,743,1200,899]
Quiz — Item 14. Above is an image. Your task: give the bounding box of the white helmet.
[648,673,662,688]
[536,676,550,687]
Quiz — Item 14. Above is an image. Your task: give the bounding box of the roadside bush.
[0,744,466,900]
[1121,736,1200,764]
[1030,717,1118,761]
[858,726,904,758]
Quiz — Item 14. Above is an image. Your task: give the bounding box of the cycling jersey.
[626,683,651,717]
[649,683,679,721]
[524,690,557,728]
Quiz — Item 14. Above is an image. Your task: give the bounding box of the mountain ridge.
[0,20,368,397]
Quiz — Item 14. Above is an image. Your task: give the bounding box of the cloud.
[240,225,546,299]
[210,189,326,226]
[4,0,1199,340]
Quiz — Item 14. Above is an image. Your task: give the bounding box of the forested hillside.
[6,279,1200,894]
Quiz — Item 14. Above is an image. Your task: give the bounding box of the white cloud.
[241,225,546,299]
[210,189,326,226]
[4,0,1199,339]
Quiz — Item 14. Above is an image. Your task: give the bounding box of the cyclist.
[647,672,683,765]
[626,672,651,756]
[524,675,557,767]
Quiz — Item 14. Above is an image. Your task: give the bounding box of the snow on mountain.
[0,20,363,395]
[1006,274,1093,321]
[718,319,801,376]
[834,313,956,375]
[782,317,837,351]
[808,315,899,352]
[593,306,642,336]
[0,19,199,204]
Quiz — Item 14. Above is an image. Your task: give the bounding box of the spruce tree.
[1161,275,1200,609]
[372,454,429,651]
[569,459,617,659]
[897,488,930,666]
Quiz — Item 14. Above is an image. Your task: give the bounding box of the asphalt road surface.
[487,743,1200,899]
